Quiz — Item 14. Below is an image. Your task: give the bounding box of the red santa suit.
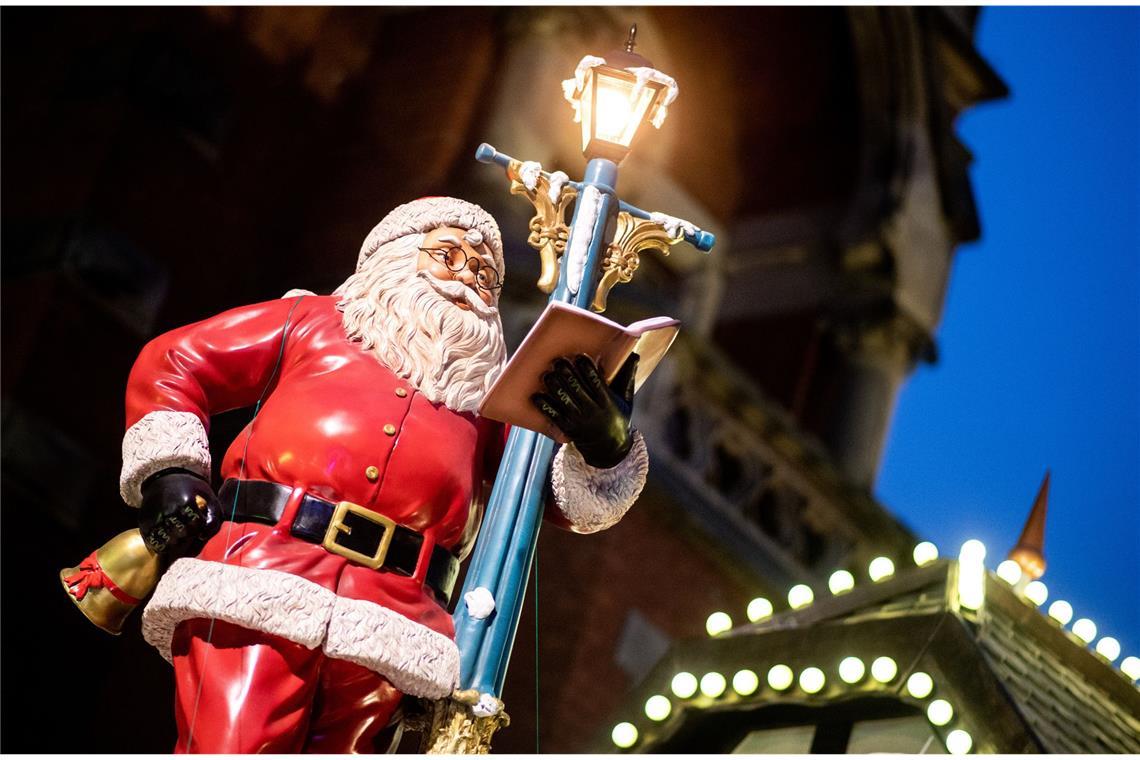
[118,198,649,753]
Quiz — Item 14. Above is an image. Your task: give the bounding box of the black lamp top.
[605,23,654,69]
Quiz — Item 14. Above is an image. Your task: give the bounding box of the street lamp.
[563,25,676,163]
[448,24,715,753]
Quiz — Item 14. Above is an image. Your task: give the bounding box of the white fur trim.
[357,197,503,275]
[550,430,648,533]
[120,411,211,507]
[464,587,496,620]
[324,596,460,699]
[282,288,316,298]
[141,559,337,661]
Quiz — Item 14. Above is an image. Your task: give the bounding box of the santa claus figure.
[120,197,648,753]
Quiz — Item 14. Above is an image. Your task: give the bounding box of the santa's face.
[416,226,501,309]
[336,228,508,413]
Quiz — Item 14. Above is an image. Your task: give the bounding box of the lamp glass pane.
[592,69,658,148]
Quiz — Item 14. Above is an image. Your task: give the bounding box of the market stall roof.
[593,557,1140,753]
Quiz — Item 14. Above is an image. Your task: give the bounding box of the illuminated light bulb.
[706,611,733,637]
[946,729,973,754]
[871,656,898,683]
[1023,580,1048,606]
[838,656,866,684]
[700,672,727,698]
[1120,656,1140,681]
[644,695,671,721]
[595,88,635,141]
[767,664,794,691]
[959,539,986,563]
[927,699,954,726]
[747,597,774,622]
[957,542,986,611]
[732,669,759,696]
[913,541,939,566]
[996,560,1022,585]
[611,722,638,749]
[1048,600,1074,625]
[1072,618,1097,644]
[799,667,826,694]
[1095,637,1121,662]
[671,672,698,699]
[906,671,934,699]
[788,584,814,609]
[868,557,895,582]
[829,570,855,595]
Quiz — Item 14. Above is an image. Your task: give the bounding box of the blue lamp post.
[451,26,715,712]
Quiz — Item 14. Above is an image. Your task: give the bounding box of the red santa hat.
[358,196,504,274]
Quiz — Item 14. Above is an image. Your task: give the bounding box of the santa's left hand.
[532,353,638,469]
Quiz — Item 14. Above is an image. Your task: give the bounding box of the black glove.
[138,468,223,557]
[532,353,638,469]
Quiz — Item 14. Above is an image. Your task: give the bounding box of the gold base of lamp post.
[415,691,511,754]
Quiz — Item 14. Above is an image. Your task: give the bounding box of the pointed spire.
[1009,470,1050,580]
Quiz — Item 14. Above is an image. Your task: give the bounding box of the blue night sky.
[878,9,1139,662]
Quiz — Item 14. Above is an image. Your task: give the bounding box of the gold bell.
[60,529,163,635]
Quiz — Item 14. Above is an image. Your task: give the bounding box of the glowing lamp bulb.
[829,570,855,595]
[699,672,727,698]
[913,541,939,566]
[595,87,635,141]
[946,729,973,754]
[906,671,934,699]
[671,672,698,699]
[1072,618,1097,644]
[788,584,814,609]
[644,695,671,721]
[799,667,826,694]
[838,656,866,684]
[1095,637,1121,662]
[1023,580,1048,606]
[747,597,774,622]
[705,611,733,637]
[767,664,794,691]
[996,560,1022,585]
[927,699,954,726]
[1047,600,1074,625]
[871,656,898,683]
[611,722,638,749]
[1120,656,1140,681]
[959,539,986,563]
[733,669,760,696]
[868,556,895,582]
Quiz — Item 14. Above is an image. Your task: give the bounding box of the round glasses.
[419,246,502,293]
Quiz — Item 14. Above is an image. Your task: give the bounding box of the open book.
[478,301,680,442]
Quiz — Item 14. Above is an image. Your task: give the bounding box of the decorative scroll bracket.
[592,211,683,312]
[506,160,578,293]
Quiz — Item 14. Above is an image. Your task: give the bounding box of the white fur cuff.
[120,411,212,507]
[324,596,460,699]
[141,559,337,662]
[550,430,648,533]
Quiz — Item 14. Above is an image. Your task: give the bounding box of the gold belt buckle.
[321,501,396,570]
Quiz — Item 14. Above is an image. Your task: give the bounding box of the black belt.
[217,480,459,605]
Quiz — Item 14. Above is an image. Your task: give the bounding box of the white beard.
[335,234,507,413]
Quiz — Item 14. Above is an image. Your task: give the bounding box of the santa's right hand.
[138,468,222,557]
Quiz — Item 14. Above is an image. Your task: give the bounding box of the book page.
[478,302,679,439]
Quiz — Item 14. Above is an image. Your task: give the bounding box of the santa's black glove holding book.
[532,353,638,469]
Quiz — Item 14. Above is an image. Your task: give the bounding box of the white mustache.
[417,270,499,318]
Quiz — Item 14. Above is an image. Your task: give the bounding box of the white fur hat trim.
[357,197,504,274]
